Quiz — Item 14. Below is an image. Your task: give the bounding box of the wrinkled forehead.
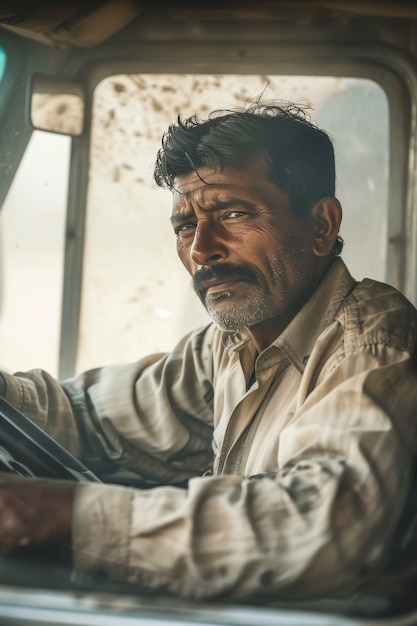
[174,166,238,193]
[172,159,271,193]
[171,179,246,220]
[171,166,256,212]
[172,168,240,211]
[171,164,290,219]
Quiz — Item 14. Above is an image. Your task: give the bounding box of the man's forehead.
[170,165,290,221]
[173,168,240,194]
[171,169,245,210]
[172,159,274,193]
[171,186,238,221]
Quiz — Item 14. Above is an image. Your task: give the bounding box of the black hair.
[154,102,343,255]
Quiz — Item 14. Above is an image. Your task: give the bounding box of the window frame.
[58,41,416,378]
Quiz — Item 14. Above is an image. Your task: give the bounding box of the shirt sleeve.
[71,342,417,601]
[0,324,216,485]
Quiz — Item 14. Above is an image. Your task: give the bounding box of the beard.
[192,262,279,332]
[205,286,279,331]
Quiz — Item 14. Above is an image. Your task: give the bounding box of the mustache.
[192,263,258,296]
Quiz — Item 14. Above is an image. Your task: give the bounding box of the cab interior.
[0,1,416,624]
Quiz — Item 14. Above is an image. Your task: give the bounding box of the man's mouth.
[193,263,257,300]
[204,277,246,295]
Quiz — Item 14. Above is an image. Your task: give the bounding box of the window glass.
[0,131,69,375]
[79,74,389,372]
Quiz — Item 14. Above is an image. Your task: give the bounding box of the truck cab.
[0,2,416,624]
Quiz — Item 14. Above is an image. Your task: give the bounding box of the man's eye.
[223,211,246,219]
[175,223,196,235]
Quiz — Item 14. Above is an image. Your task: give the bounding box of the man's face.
[171,164,323,340]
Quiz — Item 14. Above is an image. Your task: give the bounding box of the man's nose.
[190,221,228,266]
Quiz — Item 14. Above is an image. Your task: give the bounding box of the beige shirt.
[3,258,417,601]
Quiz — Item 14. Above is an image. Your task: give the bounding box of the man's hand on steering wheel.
[0,474,76,554]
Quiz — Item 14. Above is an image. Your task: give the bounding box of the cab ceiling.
[0,1,416,48]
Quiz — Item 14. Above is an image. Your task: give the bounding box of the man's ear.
[310,197,342,257]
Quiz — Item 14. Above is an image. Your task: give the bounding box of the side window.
[0,131,70,375]
[77,74,389,372]
[314,81,389,281]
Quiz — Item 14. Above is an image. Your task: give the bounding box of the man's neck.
[248,310,300,353]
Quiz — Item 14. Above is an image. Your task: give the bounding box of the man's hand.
[0,473,76,554]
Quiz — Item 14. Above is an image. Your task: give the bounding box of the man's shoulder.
[350,276,416,316]
[337,276,417,353]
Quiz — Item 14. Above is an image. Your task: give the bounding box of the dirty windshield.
[0,73,388,376]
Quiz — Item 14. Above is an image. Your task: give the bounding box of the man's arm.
[1,325,216,485]
[0,325,216,558]
[67,347,416,601]
[0,325,415,601]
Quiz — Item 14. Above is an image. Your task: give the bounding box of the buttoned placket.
[215,346,289,476]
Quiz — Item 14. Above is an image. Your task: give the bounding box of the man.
[0,102,416,603]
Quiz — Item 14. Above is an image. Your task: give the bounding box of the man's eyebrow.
[170,210,195,227]
[171,198,254,226]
